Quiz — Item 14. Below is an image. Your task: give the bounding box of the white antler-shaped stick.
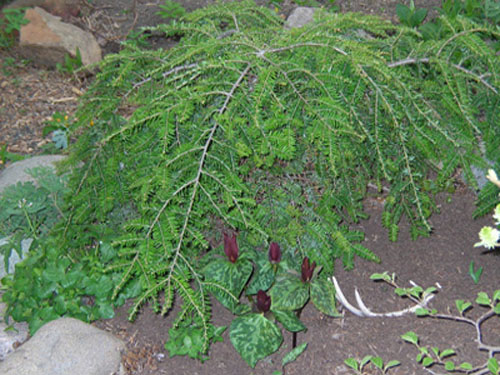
[330,276,436,318]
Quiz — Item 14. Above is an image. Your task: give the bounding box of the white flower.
[493,204,500,226]
[486,169,500,188]
[474,226,500,249]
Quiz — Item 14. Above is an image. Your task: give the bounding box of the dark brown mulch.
[4,1,499,375]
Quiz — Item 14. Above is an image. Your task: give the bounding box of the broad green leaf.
[230,313,283,368]
[53,295,67,315]
[459,362,473,370]
[385,360,400,370]
[282,342,307,367]
[409,286,423,298]
[62,269,85,288]
[401,331,419,345]
[272,309,306,332]
[42,264,65,283]
[370,272,391,282]
[370,356,383,369]
[415,308,429,316]
[493,290,500,302]
[203,258,253,310]
[422,357,433,367]
[310,278,341,317]
[34,281,57,300]
[99,242,117,263]
[444,361,455,371]
[97,301,115,319]
[440,349,455,359]
[431,347,439,357]
[360,355,372,367]
[476,292,491,306]
[344,358,359,371]
[488,358,499,374]
[394,288,407,297]
[396,4,410,23]
[414,8,428,25]
[269,275,309,311]
[494,302,500,315]
[424,286,437,295]
[246,259,275,295]
[455,299,472,314]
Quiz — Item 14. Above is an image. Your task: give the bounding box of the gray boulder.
[0,155,66,195]
[19,7,101,68]
[0,317,125,375]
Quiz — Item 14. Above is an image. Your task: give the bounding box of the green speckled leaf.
[230,313,283,367]
[246,259,275,295]
[310,278,341,317]
[203,258,253,310]
[282,342,307,367]
[272,309,306,332]
[269,275,309,311]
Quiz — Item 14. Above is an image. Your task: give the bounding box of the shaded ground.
[95,191,500,375]
[2,1,499,375]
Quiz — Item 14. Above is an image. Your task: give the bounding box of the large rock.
[0,154,66,194]
[0,317,125,375]
[19,7,101,68]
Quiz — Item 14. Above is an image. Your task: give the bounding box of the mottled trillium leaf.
[310,278,341,317]
[272,309,306,332]
[203,258,252,311]
[282,342,307,367]
[230,313,283,368]
[269,275,309,311]
[246,257,275,295]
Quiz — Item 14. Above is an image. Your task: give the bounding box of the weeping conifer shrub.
[58,0,498,357]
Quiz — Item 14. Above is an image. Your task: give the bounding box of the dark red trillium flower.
[224,233,239,263]
[256,290,271,313]
[301,257,316,283]
[268,242,282,264]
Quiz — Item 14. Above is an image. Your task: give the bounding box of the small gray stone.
[285,7,316,29]
[0,317,125,375]
[0,238,33,279]
[0,297,30,361]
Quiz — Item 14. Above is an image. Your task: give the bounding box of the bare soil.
[1,1,499,375]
